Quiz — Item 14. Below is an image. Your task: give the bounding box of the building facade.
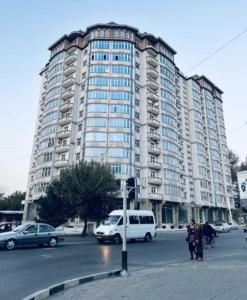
[23,22,234,227]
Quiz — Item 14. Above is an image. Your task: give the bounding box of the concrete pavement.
[50,252,247,300]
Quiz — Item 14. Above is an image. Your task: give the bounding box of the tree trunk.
[82,217,88,237]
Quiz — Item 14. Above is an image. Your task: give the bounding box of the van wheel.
[144,233,152,242]
[113,234,121,244]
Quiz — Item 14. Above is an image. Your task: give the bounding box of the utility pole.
[121,177,136,276]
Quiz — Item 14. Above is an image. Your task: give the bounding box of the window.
[78,124,82,131]
[112,53,131,61]
[108,148,130,158]
[109,118,131,128]
[140,216,154,224]
[76,153,80,160]
[85,132,107,141]
[129,215,139,224]
[89,77,108,86]
[25,225,38,234]
[112,65,131,74]
[113,41,132,49]
[135,139,140,147]
[161,114,176,127]
[77,138,81,146]
[79,110,83,118]
[135,86,140,94]
[135,125,140,133]
[87,118,107,127]
[135,74,140,81]
[135,112,140,119]
[91,40,110,49]
[39,224,50,233]
[87,104,107,113]
[135,99,140,106]
[135,62,140,69]
[90,64,109,73]
[88,90,108,99]
[161,101,176,115]
[160,89,175,103]
[110,104,131,114]
[135,51,140,57]
[135,154,140,162]
[162,127,177,140]
[109,133,131,143]
[91,52,109,60]
[111,91,132,100]
[111,78,131,87]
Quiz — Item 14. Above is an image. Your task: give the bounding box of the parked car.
[0,223,65,250]
[228,222,239,230]
[0,222,19,233]
[214,222,230,233]
[95,210,156,244]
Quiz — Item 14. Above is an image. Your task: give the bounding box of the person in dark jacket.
[195,224,204,261]
[203,222,216,242]
[187,219,196,260]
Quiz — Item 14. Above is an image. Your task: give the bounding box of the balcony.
[147,80,159,91]
[60,102,73,112]
[148,161,162,170]
[148,146,161,155]
[148,118,160,128]
[55,144,70,153]
[148,177,162,185]
[59,115,72,125]
[147,92,159,102]
[147,56,158,68]
[147,104,159,115]
[147,132,160,141]
[61,89,74,100]
[64,65,76,76]
[57,130,71,139]
[148,193,163,201]
[147,67,158,79]
[54,159,69,168]
[64,54,77,65]
[62,77,76,88]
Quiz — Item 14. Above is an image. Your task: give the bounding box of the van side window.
[129,215,139,224]
[140,216,154,224]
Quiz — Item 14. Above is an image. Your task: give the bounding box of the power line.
[185,27,247,74]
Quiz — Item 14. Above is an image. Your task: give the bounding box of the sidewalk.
[49,258,247,300]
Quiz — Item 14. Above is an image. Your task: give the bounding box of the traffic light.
[126,177,136,200]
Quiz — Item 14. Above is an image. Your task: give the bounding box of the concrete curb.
[22,269,121,300]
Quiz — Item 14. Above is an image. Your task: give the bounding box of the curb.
[22,269,121,300]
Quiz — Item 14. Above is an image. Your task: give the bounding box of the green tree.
[37,162,118,234]
[0,191,25,211]
[229,150,239,183]
[37,180,77,227]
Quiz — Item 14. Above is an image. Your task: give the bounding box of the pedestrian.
[195,224,204,261]
[186,219,196,260]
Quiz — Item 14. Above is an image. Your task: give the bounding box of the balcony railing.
[55,144,70,153]
[61,89,74,100]
[146,67,158,79]
[148,146,161,155]
[64,54,77,65]
[147,104,159,115]
[62,77,76,88]
[148,177,162,185]
[147,79,159,91]
[147,132,160,141]
[148,161,162,170]
[54,159,69,168]
[147,56,159,68]
[60,102,73,112]
[59,115,72,125]
[147,92,159,102]
[64,65,76,76]
[57,130,71,139]
[147,118,160,128]
[148,193,163,201]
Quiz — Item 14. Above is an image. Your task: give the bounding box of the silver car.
[0,223,65,250]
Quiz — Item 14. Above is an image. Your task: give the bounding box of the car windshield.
[102,215,120,225]
[12,224,29,233]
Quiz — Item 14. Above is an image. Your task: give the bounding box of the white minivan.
[95,210,156,244]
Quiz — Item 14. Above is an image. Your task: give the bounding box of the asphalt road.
[0,230,246,300]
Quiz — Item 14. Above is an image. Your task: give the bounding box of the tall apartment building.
[23,22,234,227]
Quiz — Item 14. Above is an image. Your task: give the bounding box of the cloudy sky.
[0,0,246,194]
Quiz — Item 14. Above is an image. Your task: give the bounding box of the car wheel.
[113,234,121,244]
[144,233,152,242]
[48,237,57,247]
[5,239,16,250]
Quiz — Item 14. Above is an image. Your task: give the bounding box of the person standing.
[187,219,196,260]
[195,224,204,261]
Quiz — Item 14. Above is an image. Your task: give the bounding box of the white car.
[228,222,239,230]
[214,223,230,233]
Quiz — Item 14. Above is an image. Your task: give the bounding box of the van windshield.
[102,215,120,225]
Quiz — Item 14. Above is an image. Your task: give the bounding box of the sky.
[0,0,246,194]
